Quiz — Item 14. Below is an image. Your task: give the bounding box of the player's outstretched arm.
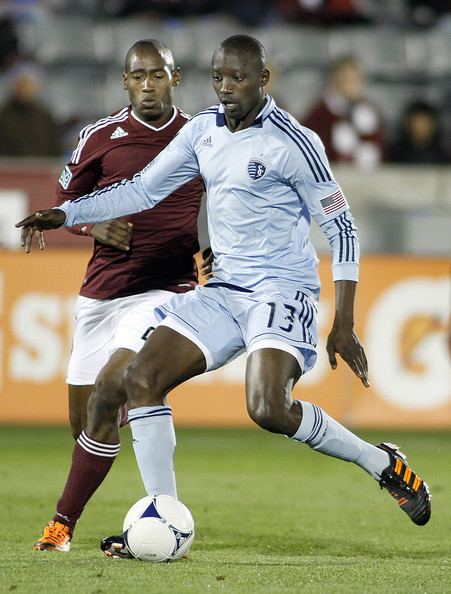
[326,280,369,387]
[15,208,66,253]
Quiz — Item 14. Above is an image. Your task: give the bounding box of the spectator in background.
[0,63,62,157]
[407,0,451,27]
[278,0,371,25]
[95,0,277,25]
[301,57,385,169]
[0,16,19,70]
[390,100,449,164]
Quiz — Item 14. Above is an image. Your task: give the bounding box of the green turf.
[0,426,450,594]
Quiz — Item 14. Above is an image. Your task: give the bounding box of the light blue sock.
[128,405,177,497]
[291,400,389,479]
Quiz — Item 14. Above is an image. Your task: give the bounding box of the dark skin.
[18,45,181,256]
[68,46,184,438]
[211,46,269,132]
[16,44,369,443]
[103,45,369,441]
[15,44,212,441]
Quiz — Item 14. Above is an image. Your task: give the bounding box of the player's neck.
[224,97,266,133]
[131,106,176,130]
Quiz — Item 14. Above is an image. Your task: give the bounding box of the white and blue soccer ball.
[122,494,195,562]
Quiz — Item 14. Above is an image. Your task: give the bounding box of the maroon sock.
[53,431,120,531]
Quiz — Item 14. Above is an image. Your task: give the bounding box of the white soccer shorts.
[67,290,174,385]
[155,283,318,373]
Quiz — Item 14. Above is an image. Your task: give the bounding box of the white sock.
[291,401,390,480]
[128,405,177,498]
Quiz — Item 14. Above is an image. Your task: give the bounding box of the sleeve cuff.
[54,203,70,226]
[332,262,359,282]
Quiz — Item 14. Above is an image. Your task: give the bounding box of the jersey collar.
[130,105,177,131]
[215,95,275,128]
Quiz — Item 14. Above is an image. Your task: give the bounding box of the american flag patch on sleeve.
[320,189,348,215]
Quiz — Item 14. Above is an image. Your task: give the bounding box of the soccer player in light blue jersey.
[18,35,431,535]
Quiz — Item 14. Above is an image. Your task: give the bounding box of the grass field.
[1,426,450,594]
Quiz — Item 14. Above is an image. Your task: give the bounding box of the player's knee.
[123,361,164,407]
[93,369,126,412]
[247,389,290,433]
[247,396,278,432]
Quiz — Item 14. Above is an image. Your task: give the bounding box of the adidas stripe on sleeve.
[278,113,359,282]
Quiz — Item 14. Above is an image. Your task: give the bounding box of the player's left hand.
[326,325,369,387]
[200,247,214,280]
[15,208,67,253]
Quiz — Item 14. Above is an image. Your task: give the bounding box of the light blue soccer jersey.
[61,96,359,300]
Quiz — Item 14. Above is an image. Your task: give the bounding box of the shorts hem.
[159,316,214,371]
[66,376,96,386]
[247,339,307,371]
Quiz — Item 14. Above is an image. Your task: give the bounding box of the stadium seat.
[103,66,130,116]
[404,31,429,79]
[256,26,329,71]
[160,21,198,68]
[35,15,98,64]
[190,16,249,71]
[42,65,107,120]
[277,67,324,117]
[366,82,432,127]
[109,18,170,67]
[174,67,216,116]
[425,31,451,77]
[327,28,408,81]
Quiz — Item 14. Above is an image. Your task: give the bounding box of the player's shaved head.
[125,39,175,72]
[213,35,266,70]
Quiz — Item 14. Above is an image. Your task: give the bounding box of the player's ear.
[262,69,270,87]
[122,71,128,91]
[172,67,181,88]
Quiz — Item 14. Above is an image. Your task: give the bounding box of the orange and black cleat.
[377,442,431,526]
[33,521,71,552]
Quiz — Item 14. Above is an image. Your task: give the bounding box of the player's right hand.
[15,208,67,253]
[200,247,214,279]
[89,219,133,251]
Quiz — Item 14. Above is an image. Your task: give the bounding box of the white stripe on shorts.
[159,316,214,371]
[247,339,305,372]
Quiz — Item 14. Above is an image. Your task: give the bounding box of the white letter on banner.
[9,294,63,382]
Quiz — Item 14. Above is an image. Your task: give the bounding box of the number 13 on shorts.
[264,293,317,346]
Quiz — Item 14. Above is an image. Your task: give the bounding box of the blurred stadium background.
[0,0,449,430]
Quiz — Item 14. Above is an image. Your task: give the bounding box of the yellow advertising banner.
[0,251,449,427]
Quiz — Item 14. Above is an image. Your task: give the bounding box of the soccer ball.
[123,494,195,562]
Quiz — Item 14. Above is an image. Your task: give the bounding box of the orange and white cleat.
[377,442,431,526]
[33,521,72,552]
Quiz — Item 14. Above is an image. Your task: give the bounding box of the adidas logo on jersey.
[202,135,212,147]
[110,126,128,139]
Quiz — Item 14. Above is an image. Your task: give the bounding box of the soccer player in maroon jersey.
[31,39,207,551]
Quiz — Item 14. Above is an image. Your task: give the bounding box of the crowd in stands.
[0,0,449,164]
[0,62,61,157]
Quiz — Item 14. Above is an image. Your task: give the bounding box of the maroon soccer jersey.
[55,106,204,299]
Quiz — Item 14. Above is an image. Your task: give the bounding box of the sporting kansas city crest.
[247,159,266,180]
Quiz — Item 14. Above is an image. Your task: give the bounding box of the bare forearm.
[333,280,357,328]
[327,279,369,386]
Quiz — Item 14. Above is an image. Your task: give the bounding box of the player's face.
[212,48,269,131]
[123,48,180,124]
